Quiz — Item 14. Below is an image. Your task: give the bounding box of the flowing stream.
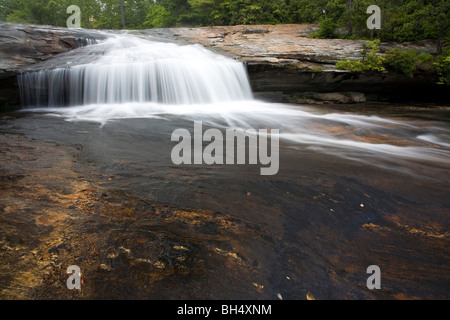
[17,34,450,176]
[5,33,449,299]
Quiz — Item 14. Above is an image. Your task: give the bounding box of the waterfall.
[16,33,450,173]
[18,35,254,108]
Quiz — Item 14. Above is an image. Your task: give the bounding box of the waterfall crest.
[18,36,254,107]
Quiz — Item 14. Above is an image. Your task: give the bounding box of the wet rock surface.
[0,129,276,299]
[0,23,107,77]
[0,23,449,299]
[0,108,449,300]
[142,24,446,103]
[0,23,108,108]
[1,23,447,109]
[146,24,438,66]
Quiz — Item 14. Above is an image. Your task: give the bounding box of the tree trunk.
[346,0,353,35]
[120,0,126,28]
[437,23,445,55]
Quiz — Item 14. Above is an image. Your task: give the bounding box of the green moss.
[310,66,324,72]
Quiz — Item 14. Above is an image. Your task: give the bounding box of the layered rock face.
[0,23,107,77]
[0,23,446,109]
[143,24,444,104]
[0,23,107,109]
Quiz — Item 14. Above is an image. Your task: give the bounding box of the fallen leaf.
[108,202,122,207]
[306,292,315,300]
[252,282,264,292]
[173,245,189,251]
[55,193,79,200]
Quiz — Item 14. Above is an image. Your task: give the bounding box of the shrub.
[435,53,450,85]
[336,40,385,72]
[143,5,175,28]
[384,48,417,77]
[336,60,366,72]
[384,49,436,77]
[337,41,439,77]
[310,18,337,39]
[415,53,436,73]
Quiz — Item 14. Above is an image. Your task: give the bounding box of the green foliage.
[310,66,325,72]
[380,0,450,42]
[144,5,175,28]
[5,9,31,24]
[435,51,450,85]
[95,0,152,29]
[0,0,448,47]
[336,40,385,72]
[183,0,291,26]
[384,49,436,77]
[336,57,386,72]
[337,41,442,81]
[384,49,417,77]
[336,60,367,72]
[2,0,103,28]
[1,0,448,85]
[310,18,337,39]
[415,53,436,73]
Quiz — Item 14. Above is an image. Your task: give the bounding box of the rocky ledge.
[0,23,107,78]
[0,23,107,109]
[0,23,447,109]
[143,24,446,104]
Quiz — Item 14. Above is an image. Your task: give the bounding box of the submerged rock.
[296,92,367,104]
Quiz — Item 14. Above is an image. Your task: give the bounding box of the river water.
[0,35,449,299]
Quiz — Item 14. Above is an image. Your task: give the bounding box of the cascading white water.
[16,33,450,174]
[18,36,253,107]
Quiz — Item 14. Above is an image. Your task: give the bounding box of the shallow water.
[3,34,450,299]
[1,103,449,299]
[26,99,450,180]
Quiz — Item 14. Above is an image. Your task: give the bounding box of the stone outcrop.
[0,23,107,109]
[142,24,445,104]
[145,24,363,67]
[0,23,446,109]
[0,23,107,78]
